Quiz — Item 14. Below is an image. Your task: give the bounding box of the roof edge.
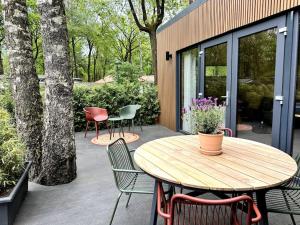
[157,0,208,33]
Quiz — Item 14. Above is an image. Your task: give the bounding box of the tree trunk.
[37,0,76,185]
[87,39,93,82]
[71,36,78,78]
[0,47,4,75]
[149,31,157,84]
[138,38,143,71]
[3,0,43,181]
[93,50,98,82]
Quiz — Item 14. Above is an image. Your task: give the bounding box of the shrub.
[0,79,14,117]
[73,82,160,131]
[114,62,141,83]
[0,108,25,195]
[183,97,225,134]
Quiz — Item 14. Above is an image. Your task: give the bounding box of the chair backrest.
[119,105,140,119]
[106,138,136,190]
[221,128,233,137]
[157,182,261,225]
[84,107,108,121]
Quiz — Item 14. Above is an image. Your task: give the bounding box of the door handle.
[221,91,230,106]
[275,95,284,105]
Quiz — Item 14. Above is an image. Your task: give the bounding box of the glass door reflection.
[236,29,277,145]
[204,43,227,103]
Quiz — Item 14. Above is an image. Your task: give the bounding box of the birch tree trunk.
[3,0,43,180]
[37,0,76,185]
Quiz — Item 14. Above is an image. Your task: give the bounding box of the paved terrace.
[15,125,299,225]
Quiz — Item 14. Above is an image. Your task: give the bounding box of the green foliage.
[114,62,141,83]
[0,80,25,195]
[73,82,160,131]
[0,108,25,195]
[0,79,14,117]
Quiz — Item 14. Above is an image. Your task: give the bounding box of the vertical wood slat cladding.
[157,0,300,130]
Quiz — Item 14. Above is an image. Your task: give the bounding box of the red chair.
[157,182,261,225]
[83,107,109,139]
[221,128,233,137]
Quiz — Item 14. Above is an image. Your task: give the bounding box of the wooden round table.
[134,135,297,225]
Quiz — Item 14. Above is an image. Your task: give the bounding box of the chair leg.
[140,120,143,132]
[125,193,132,208]
[121,120,124,137]
[84,121,89,138]
[109,192,123,225]
[132,119,134,134]
[109,121,113,140]
[290,214,296,225]
[106,120,111,135]
[95,121,99,139]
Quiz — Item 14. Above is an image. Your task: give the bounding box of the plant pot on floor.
[198,132,224,156]
[0,161,32,225]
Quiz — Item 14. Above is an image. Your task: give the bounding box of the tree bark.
[149,31,157,84]
[3,0,43,180]
[71,36,78,78]
[37,0,76,185]
[93,49,98,82]
[0,47,4,75]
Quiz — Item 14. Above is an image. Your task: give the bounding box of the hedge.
[73,82,160,131]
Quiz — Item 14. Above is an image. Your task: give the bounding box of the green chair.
[265,154,300,225]
[106,138,154,225]
[119,105,142,133]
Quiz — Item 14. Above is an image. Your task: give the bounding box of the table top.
[134,135,297,192]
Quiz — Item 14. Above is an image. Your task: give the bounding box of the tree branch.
[156,0,165,26]
[141,0,148,24]
[127,0,150,33]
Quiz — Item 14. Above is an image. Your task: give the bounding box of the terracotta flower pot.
[198,131,224,156]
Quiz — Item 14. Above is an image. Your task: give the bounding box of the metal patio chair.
[221,128,233,137]
[119,104,142,133]
[157,181,261,225]
[265,154,300,225]
[83,107,109,139]
[106,138,154,225]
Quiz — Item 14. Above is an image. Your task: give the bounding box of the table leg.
[256,190,269,225]
[149,180,158,225]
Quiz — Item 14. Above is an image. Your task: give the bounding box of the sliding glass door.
[200,35,232,127]
[180,48,199,132]
[231,16,286,147]
[178,15,289,149]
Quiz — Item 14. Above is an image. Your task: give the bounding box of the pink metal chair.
[83,107,109,139]
[221,128,233,137]
[157,182,261,225]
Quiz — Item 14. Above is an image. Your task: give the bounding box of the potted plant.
[0,108,30,225]
[183,97,225,155]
